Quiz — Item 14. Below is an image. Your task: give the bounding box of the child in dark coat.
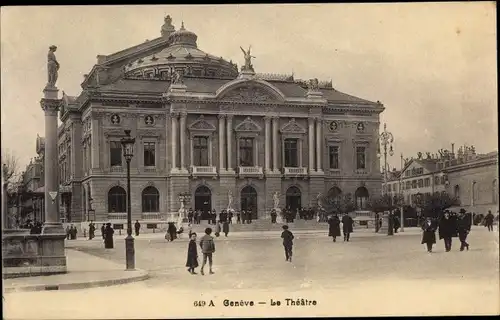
[186,232,199,274]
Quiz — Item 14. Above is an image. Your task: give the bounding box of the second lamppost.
[377,123,394,235]
[121,129,136,270]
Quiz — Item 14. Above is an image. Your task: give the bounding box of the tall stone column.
[171,112,178,172]
[179,111,187,172]
[40,88,64,234]
[226,115,234,172]
[316,118,323,172]
[272,116,279,173]
[264,116,271,173]
[218,114,226,172]
[308,117,315,173]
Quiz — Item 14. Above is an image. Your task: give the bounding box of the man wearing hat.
[281,225,294,262]
[457,209,471,251]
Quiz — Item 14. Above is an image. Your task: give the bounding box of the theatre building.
[49,16,384,224]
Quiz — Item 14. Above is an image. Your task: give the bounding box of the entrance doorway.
[194,186,212,220]
[240,186,258,220]
[285,186,301,211]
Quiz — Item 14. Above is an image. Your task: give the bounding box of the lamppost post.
[121,129,136,271]
[378,123,394,236]
[399,153,404,232]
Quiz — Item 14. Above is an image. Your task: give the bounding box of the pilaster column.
[218,114,226,172]
[226,115,233,172]
[308,117,315,173]
[171,112,178,171]
[40,88,64,233]
[91,117,100,169]
[316,118,323,172]
[264,116,271,173]
[272,117,279,172]
[179,112,187,171]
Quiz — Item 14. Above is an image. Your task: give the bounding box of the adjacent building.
[27,16,385,225]
[384,144,498,214]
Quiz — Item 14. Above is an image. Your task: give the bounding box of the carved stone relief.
[234,117,262,132]
[188,115,216,132]
[280,118,306,134]
[223,86,274,102]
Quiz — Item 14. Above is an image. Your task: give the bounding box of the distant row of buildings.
[382,143,498,215]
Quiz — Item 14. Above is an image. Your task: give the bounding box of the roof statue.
[307,78,319,91]
[240,45,255,72]
[161,15,175,37]
[47,45,60,88]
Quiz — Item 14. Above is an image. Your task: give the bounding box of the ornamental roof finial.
[181,21,185,31]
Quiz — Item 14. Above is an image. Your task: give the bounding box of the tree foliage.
[321,192,356,214]
[368,194,405,213]
[2,149,21,191]
[415,192,460,217]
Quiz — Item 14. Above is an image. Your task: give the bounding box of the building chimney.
[451,143,455,155]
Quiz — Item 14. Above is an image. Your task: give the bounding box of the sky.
[1,3,497,173]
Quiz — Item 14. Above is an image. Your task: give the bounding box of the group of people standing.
[421,209,472,253]
[327,213,354,242]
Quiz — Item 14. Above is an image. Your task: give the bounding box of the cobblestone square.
[4,228,499,318]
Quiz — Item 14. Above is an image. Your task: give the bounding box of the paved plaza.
[3,227,499,318]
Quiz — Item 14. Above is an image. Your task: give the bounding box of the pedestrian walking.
[104,223,114,249]
[199,228,216,275]
[186,232,199,275]
[484,210,494,232]
[134,220,141,236]
[215,221,221,237]
[236,211,241,224]
[457,209,471,251]
[439,211,455,252]
[88,221,95,240]
[65,225,71,240]
[421,217,437,253]
[393,215,401,233]
[328,214,341,242]
[101,224,106,239]
[281,225,294,262]
[69,224,77,240]
[167,222,177,242]
[341,213,354,242]
[271,209,277,224]
[222,220,229,237]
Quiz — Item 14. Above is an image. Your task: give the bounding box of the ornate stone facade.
[36,16,384,224]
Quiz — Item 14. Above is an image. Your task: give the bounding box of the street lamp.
[121,129,136,271]
[378,123,394,236]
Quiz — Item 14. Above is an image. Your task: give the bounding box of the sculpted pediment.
[280,118,306,134]
[188,115,216,132]
[223,86,274,102]
[234,117,262,132]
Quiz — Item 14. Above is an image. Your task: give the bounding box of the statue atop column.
[240,45,255,72]
[46,45,60,89]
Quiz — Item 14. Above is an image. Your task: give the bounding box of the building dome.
[125,20,238,80]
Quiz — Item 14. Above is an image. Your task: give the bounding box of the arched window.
[327,187,342,206]
[108,186,126,213]
[454,185,460,199]
[142,186,159,212]
[355,187,369,210]
[471,181,477,206]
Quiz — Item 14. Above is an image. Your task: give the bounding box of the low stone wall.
[2,232,67,279]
